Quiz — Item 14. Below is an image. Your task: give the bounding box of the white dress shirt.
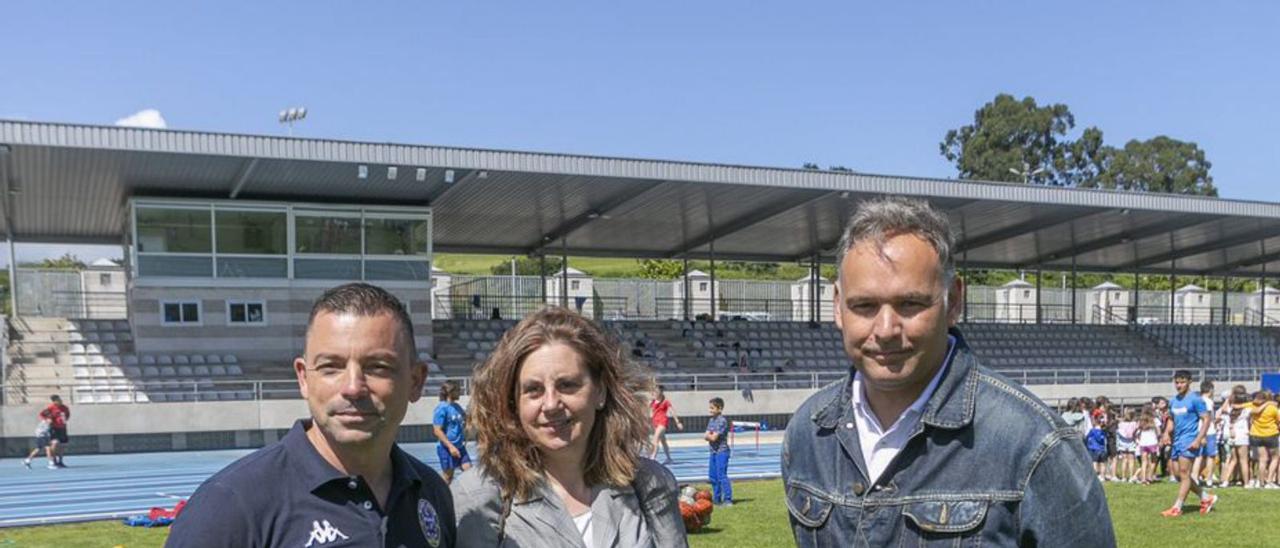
[851,337,955,485]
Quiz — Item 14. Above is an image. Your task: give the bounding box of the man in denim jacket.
[783,198,1114,547]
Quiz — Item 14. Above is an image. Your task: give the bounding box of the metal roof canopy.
[3,119,1280,277]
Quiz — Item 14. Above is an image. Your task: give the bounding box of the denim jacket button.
[853,482,866,496]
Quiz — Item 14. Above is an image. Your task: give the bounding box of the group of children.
[1064,375,1280,516]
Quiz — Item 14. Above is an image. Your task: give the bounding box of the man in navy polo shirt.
[168,283,455,547]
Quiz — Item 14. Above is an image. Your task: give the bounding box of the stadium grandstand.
[2,119,1280,459]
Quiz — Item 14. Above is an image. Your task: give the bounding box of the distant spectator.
[649,385,683,463]
[1248,390,1279,488]
[21,416,53,469]
[433,380,471,484]
[1087,414,1109,481]
[1159,370,1217,517]
[38,395,70,469]
[1220,389,1252,487]
[704,397,732,506]
[1116,409,1138,482]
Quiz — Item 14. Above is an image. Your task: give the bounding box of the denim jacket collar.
[812,327,976,432]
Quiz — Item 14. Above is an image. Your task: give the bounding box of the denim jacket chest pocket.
[784,481,836,529]
[898,498,989,548]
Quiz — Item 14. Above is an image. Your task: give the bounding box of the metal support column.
[6,239,15,320]
[811,255,820,324]
[1169,272,1176,324]
[1264,243,1270,327]
[539,255,547,306]
[1070,255,1077,325]
[560,240,569,309]
[1132,272,1139,324]
[683,259,691,321]
[961,249,969,323]
[709,240,717,320]
[1221,275,1229,325]
[1034,266,1042,324]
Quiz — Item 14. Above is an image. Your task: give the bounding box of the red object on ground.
[694,490,713,502]
[680,502,702,532]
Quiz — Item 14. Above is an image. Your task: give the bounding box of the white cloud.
[114,109,167,129]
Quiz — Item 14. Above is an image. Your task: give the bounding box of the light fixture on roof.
[357,165,368,179]
[477,171,489,179]
[444,169,455,184]
[277,107,307,136]
[387,166,398,180]
[416,168,428,182]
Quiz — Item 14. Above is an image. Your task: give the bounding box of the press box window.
[161,301,202,325]
[228,301,266,324]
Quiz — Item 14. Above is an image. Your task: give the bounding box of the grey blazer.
[451,458,688,548]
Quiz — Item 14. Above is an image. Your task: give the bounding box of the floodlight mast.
[1008,161,1047,184]
[277,107,308,136]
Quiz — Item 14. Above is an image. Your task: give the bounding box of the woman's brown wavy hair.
[469,307,654,500]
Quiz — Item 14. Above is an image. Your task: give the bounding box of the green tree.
[720,261,779,277]
[940,94,1102,186]
[635,259,685,280]
[35,253,86,270]
[489,256,564,276]
[1085,136,1217,196]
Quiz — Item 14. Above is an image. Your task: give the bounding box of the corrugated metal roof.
[5,119,1280,276]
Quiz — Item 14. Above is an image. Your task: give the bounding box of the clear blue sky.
[2,2,1278,263]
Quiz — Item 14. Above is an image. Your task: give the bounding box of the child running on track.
[649,384,683,463]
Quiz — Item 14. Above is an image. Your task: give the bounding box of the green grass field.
[2,480,1275,547]
[432,253,828,280]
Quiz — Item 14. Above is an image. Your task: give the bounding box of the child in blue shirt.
[704,397,732,505]
[432,381,471,483]
[1086,413,1109,481]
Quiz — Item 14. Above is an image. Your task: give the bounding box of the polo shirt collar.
[284,419,420,493]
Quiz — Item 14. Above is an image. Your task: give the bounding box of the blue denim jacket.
[782,329,1115,547]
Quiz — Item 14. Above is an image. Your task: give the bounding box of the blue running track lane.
[0,433,780,527]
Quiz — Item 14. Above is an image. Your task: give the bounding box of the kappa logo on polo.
[304,519,349,547]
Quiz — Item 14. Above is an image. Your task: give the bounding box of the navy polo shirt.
[167,420,455,548]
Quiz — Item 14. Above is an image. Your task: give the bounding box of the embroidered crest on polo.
[419,499,442,547]
[304,519,349,547]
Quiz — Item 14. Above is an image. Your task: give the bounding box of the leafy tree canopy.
[1085,136,1216,196]
[635,259,685,280]
[489,256,564,276]
[941,94,1214,196]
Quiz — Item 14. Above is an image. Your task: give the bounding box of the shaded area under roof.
[4,120,1280,277]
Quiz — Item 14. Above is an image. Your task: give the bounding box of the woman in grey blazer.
[452,308,687,548]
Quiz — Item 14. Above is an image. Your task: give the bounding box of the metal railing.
[963,303,1076,324]
[5,365,1273,405]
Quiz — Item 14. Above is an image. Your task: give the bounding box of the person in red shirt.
[38,395,70,468]
[648,384,683,463]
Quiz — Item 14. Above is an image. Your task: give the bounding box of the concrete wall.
[129,285,435,362]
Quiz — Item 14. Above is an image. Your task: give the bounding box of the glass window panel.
[216,257,287,278]
[216,210,287,254]
[294,258,362,280]
[136,208,212,253]
[247,303,264,322]
[163,303,181,323]
[365,218,429,256]
[229,303,247,323]
[182,303,200,322]
[365,260,429,281]
[295,216,361,254]
[138,256,213,277]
